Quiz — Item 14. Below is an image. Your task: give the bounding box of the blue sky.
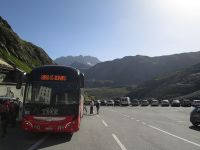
[1,0,200,61]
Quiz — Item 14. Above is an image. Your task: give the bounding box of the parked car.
[114,100,121,106]
[151,99,159,106]
[190,106,200,126]
[131,99,139,106]
[181,99,191,107]
[0,97,13,104]
[107,100,114,106]
[141,100,149,106]
[161,100,170,106]
[100,100,107,106]
[171,100,181,107]
[94,100,101,106]
[192,100,200,107]
[120,97,131,106]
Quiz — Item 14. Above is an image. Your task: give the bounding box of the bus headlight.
[24,121,33,128]
[65,122,72,128]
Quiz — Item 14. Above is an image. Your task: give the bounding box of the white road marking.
[142,122,146,125]
[102,119,108,127]
[112,134,127,150]
[136,120,140,122]
[148,125,200,148]
[27,136,48,150]
[131,117,135,119]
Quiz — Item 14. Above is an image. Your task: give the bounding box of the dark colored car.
[190,106,200,126]
[141,100,149,106]
[151,99,159,106]
[107,100,114,106]
[181,99,191,107]
[171,100,180,107]
[100,100,107,106]
[114,100,121,106]
[161,100,170,106]
[131,99,139,106]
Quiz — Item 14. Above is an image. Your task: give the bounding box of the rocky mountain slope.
[127,63,200,99]
[85,53,200,87]
[0,16,54,72]
[54,55,101,70]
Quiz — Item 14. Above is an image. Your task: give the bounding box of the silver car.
[151,99,159,106]
[161,100,170,106]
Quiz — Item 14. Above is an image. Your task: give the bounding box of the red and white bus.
[18,65,84,133]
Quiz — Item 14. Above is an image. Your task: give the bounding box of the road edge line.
[148,125,200,147]
[112,134,127,150]
[102,119,108,127]
[27,135,48,150]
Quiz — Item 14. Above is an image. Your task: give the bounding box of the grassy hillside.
[127,63,200,99]
[85,53,200,87]
[85,87,131,99]
[0,16,54,72]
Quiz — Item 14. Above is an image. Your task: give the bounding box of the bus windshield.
[24,81,79,116]
[25,81,79,104]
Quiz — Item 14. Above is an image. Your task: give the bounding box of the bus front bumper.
[21,116,79,133]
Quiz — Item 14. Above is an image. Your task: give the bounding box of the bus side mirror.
[16,73,23,89]
[80,73,84,88]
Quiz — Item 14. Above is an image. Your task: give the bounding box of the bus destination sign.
[40,75,67,81]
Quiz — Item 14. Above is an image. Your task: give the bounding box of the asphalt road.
[1,106,200,150]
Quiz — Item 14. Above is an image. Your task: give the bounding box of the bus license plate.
[45,127,53,130]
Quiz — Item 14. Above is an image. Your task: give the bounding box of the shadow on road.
[0,123,46,150]
[0,122,73,150]
[38,133,73,149]
[189,125,200,132]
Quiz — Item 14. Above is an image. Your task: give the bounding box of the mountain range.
[127,62,200,99]
[85,53,200,87]
[54,55,101,71]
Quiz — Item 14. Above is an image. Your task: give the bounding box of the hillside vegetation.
[85,87,131,99]
[85,53,200,87]
[0,16,54,72]
[127,63,200,99]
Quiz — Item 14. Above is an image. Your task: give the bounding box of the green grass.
[0,50,31,72]
[85,87,130,99]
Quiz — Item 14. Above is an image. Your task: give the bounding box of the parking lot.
[0,106,200,150]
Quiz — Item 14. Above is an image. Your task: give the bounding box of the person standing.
[0,101,9,138]
[96,100,100,114]
[9,101,16,127]
[90,100,94,114]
